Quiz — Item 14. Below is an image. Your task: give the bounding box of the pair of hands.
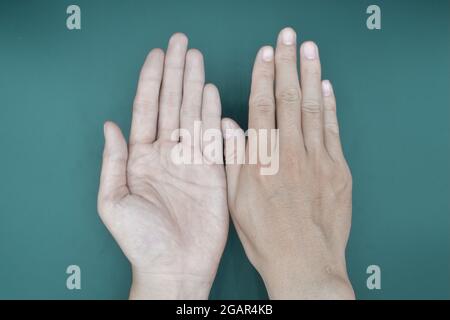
[97,28,354,299]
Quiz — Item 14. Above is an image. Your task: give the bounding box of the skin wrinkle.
[98,33,228,300]
[98,29,354,300]
[223,28,354,300]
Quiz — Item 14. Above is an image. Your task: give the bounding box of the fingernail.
[281,28,295,45]
[262,47,274,62]
[322,80,333,97]
[303,42,317,60]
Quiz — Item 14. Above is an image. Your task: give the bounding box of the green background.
[0,0,448,299]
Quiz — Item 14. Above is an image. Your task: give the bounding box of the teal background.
[0,0,449,299]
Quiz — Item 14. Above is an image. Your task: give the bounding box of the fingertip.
[221,118,242,137]
[187,48,203,61]
[322,80,334,97]
[204,83,219,97]
[103,121,126,145]
[221,117,237,128]
[169,32,188,47]
[300,40,317,49]
[104,119,120,130]
[258,46,274,62]
[103,121,113,139]
[186,49,204,70]
[278,27,297,46]
[204,84,222,116]
[103,121,117,149]
[148,48,164,59]
[102,122,113,158]
[280,26,296,33]
[300,41,319,60]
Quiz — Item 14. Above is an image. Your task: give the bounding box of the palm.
[98,34,228,284]
[115,142,227,275]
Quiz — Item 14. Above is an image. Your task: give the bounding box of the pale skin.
[222,28,355,299]
[98,28,354,300]
[98,33,228,300]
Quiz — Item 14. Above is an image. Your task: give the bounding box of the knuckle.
[276,48,296,63]
[325,121,340,134]
[250,95,275,114]
[301,99,322,113]
[329,163,353,188]
[133,99,157,113]
[103,150,127,164]
[337,168,353,191]
[164,60,184,71]
[185,77,204,88]
[180,107,200,120]
[139,74,162,86]
[303,64,321,77]
[324,101,336,112]
[181,94,202,114]
[161,89,181,107]
[346,170,353,188]
[319,162,333,178]
[276,87,300,104]
[202,110,221,119]
[255,67,274,80]
[281,148,300,169]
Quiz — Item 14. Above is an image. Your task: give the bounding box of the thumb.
[221,118,245,204]
[98,121,129,214]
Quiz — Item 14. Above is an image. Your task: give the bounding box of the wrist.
[259,259,354,300]
[129,269,213,300]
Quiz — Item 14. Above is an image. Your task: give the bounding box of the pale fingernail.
[322,80,333,97]
[281,28,295,45]
[262,47,274,62]
[303,42,317,60]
